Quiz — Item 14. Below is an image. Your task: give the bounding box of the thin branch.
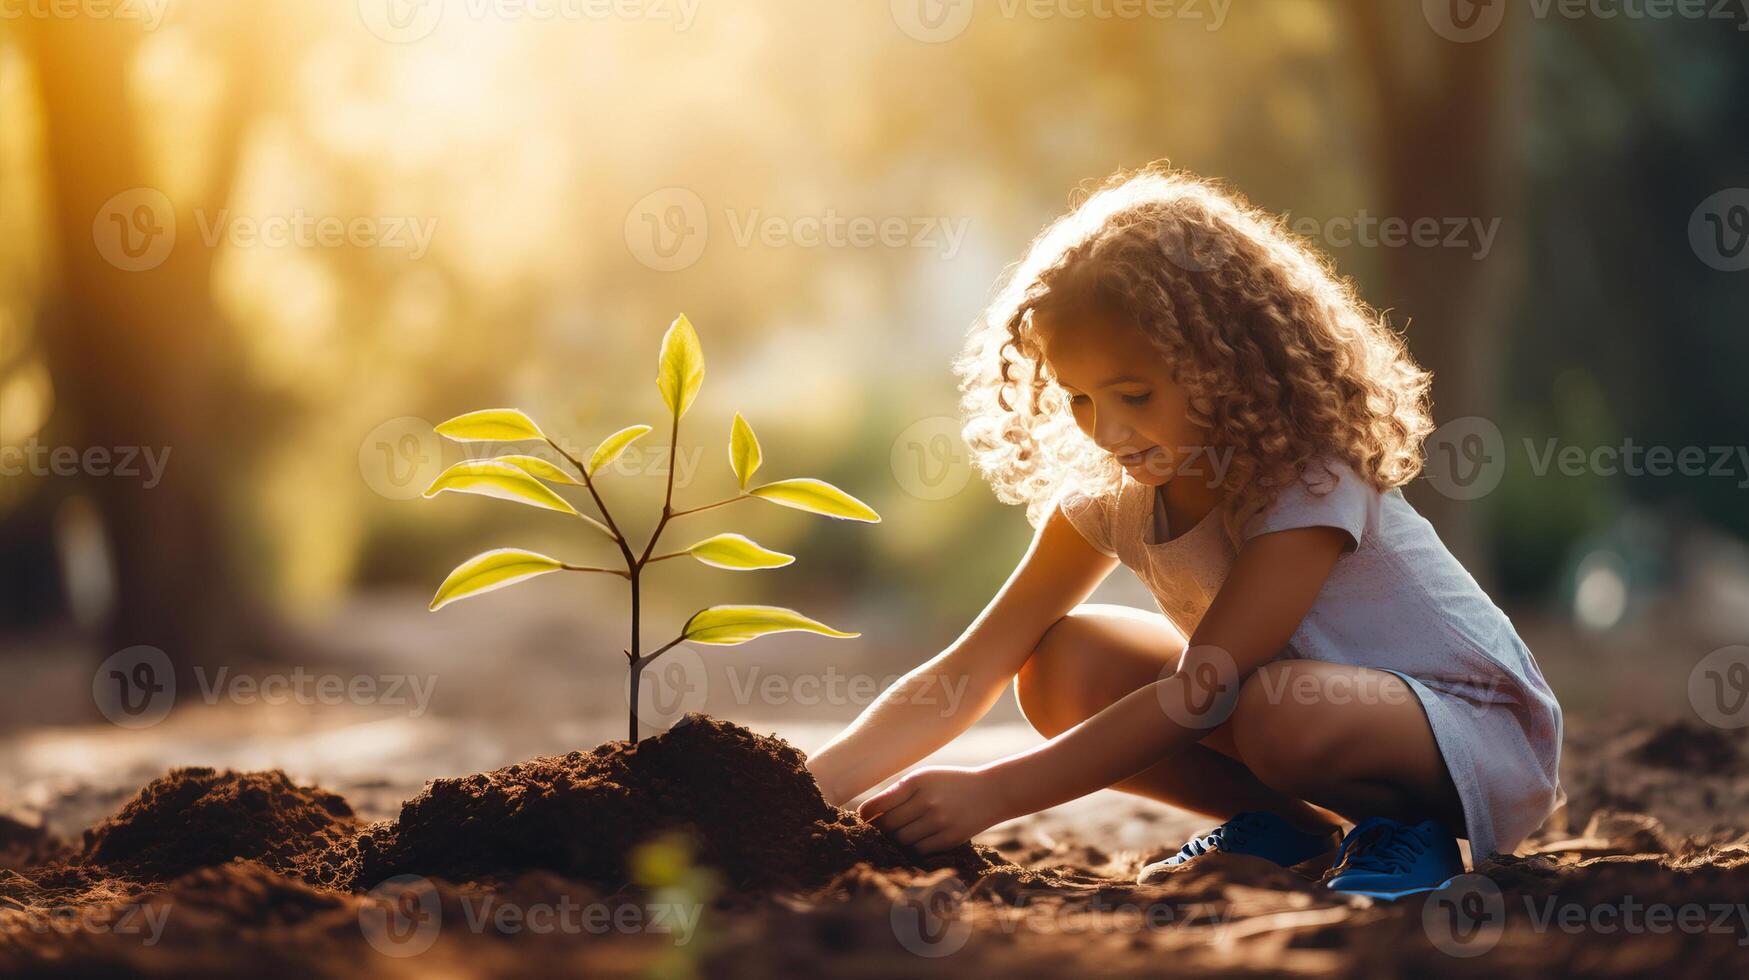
[562,563,631,579]
[576,512,618,543]
[667,494,749,519]
[634,633,689,671]
[645,551,689,565]
[547,437,635,563]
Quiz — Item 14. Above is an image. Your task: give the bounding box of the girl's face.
[1032,305,1212,488]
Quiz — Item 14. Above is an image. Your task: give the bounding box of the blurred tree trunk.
[23,15,269,669]
[1350,10,1525,582]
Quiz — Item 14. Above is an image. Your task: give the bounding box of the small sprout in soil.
[422,314,880,741]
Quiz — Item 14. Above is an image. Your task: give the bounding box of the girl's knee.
[1015,613,1099,737]
[1229,664,1340,791]
[1017,605,1187,738]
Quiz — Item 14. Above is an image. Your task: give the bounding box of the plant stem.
[622,414,684,741]
[634,413,683,568]
[548,436,646,740]
[627,655,641,742]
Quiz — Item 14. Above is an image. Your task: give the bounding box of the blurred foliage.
[1497,12,1749,593]
[0,0,1745,646]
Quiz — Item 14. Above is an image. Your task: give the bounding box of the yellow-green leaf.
[431,548,564,611]
[729,412,761,490]
[681,605,859,645]
[748,478,880,523]
[685,533,794,570]
[656,313,704,419]
[589,424,653,476]
[497,454,581,486]
[435,408,547,442]
[423,460,579,515]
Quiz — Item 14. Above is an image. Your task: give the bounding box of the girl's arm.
[859,524,1348,853]
[805,504,1118,806]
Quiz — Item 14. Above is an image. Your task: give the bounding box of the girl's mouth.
[1116,448,1159,467]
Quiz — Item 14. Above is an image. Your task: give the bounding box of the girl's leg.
[1014,604,1338,834]
[1227,660,1468,834]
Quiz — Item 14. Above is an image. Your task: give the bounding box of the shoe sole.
[1326,874,1462,902]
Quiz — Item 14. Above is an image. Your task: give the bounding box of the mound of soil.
[1,814,69,871]
[3,714,1062,977]
[1627,721,1742,774]
[7,715,1023,903]
[355,712,1003,892]
[80,768,358,885]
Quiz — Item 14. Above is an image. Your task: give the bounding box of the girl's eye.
[1068,393,1090,407]
[1121,392,1152,406]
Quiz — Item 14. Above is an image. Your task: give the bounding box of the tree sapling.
[422,314,880,741]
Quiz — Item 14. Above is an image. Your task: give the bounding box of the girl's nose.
[1094,416,1131,453]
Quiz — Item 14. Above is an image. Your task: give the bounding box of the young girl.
[805,167,1563,899]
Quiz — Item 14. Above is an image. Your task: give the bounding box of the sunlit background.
[2,1,1747,829]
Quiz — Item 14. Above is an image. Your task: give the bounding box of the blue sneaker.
[1137,811,1338,884]
[1324,817,1465,900]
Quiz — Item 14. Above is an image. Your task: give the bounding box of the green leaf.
[685,532,794,570]
[729,412,761,490]
[435,409,547,442]
[431,548,564,611]
[423,460,580,516]
[588,424,653,477]
[656,313,704,419]
[681,605,859,645]
[748,478,880,523]
[497,454,581,486]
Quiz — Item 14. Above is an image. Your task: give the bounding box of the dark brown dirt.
[4,714,1748,977]
[1,814,71,872]
[1,713,1066,977]
[10,715,1031,899]
[1626,721,1742,774]
[80,768,358,886]
[353,712,1007,893]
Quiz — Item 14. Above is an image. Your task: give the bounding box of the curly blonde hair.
[953,166,1434,540]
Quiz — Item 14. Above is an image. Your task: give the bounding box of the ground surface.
[4,584,1748,976]
[2,708,1747,978]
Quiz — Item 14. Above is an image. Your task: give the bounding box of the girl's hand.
[857,765,1011,854]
